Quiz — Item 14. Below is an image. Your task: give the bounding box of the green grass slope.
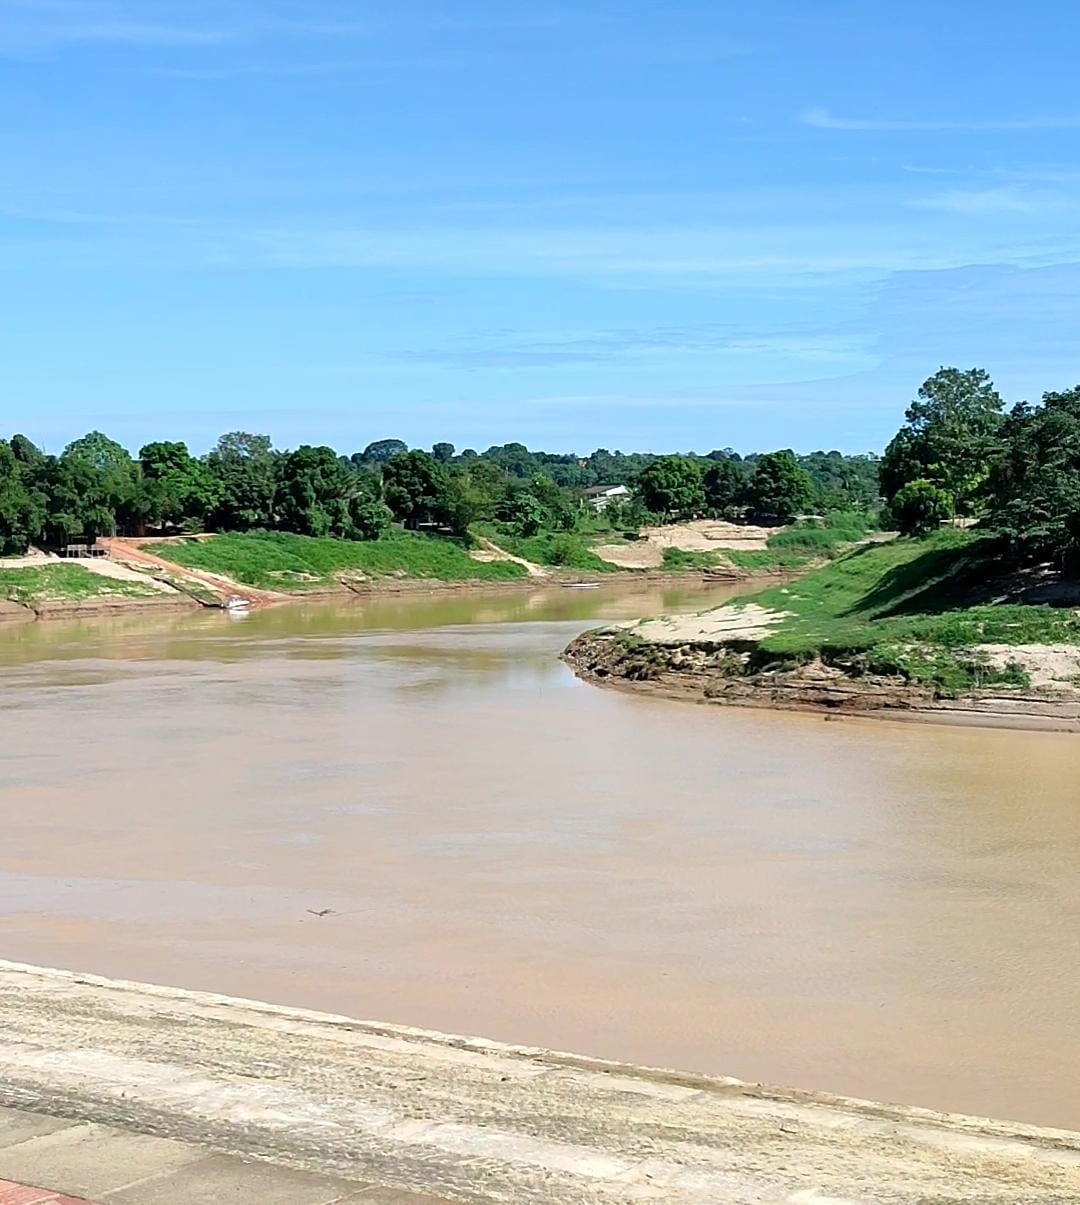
[744,529,1080,692]
[0,564,162,605]
[144,532,526,590]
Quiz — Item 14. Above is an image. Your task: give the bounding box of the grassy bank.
[661,546,808,573]
[144,532,527,590]
[745,529,1080,692]
[485,529,618,574]
[0,565,162,606]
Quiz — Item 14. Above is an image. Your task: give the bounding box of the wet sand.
[2,582,1080,1130]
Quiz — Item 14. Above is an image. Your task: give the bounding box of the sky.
[4,0,1080,456]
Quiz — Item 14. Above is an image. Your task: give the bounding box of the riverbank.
[0,534,786,624]
[0,959,1075,1204]
[565,529,1080,732]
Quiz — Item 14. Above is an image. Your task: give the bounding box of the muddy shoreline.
[0,566,777,624]
[564,630,1080,733]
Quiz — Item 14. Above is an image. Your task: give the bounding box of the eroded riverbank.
[4,584,1080,1130]
[564,625,1080,731]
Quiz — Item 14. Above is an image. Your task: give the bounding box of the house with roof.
[582,484,631,513]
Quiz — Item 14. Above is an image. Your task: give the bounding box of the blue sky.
[4,0,1080,456]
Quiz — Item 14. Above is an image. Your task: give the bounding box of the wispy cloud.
[801,107,1080,132]
[910,187,1053,216]
[398,324,870,369]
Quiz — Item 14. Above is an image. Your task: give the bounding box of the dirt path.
[0,960,1076,1204]
[98,538,286,606]
[471,536,551,578]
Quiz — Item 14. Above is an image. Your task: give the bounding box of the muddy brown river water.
[2,582,1080,1129]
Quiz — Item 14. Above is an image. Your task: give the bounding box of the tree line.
[0,429,880,557]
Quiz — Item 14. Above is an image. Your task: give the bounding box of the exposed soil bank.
[564,628,1080,732]
[0,960,1076,1204]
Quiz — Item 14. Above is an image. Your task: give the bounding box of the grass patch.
[144,532,527,590]
[661,547,723,570]
[0,565,162,605]
[662,546,812,573]
[486,529,619,573]
[736,529,1080,693]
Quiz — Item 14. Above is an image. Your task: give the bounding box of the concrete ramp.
[0,961,1076,1204]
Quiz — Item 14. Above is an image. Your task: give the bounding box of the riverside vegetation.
[4,363,1080,642]
[565,367,1080,721]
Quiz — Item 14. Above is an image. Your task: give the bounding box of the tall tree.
[637,455,704,519]
[880,367,1004,516]
[205,432,278,532]
[60,431,140,534]
[703,457,747,516]
[139,440,218,529]
[359,438,408,464]
[748,451,815,523]
[381,450,448,529]
[0,440,44,555]
[986,387,1080,565]
[275,445,352,537]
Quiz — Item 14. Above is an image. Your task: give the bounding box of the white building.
[583,484,631,513]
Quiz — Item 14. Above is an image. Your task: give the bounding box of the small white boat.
[223,595,250,612]
[562,582,600,589]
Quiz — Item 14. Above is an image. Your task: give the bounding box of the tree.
[747,450,815,522]
[637,455,704,519]
[10,434,44,467]
[359,438,407,464]
[345,484,392,541]
[0,440,44,555]
[381,450,448,529]
[432,442,456,464]
[60,431,140,535]
[139,440,218,529]
[880,367,1004,516]
[275,445,352,537]
[205,432,278,532]
[702,457,746,516]
[525,473,575,531]
[499,488,547,536]
[888,479,953,536]
[986,387,1080,565]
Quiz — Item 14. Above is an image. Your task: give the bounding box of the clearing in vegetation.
[143,532,527,590]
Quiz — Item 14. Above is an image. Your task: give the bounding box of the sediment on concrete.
[0,961,1077,1204]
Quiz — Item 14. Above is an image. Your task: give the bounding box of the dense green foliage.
[6,362,1076,579]
[638,455,704,518]
[889,479,954,536]
[145,532,526,589]
[880,368,1005,517]
[0,426,884,565]
[747,450,816,522]
[986,387,1080,567]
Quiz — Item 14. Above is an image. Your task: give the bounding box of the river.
[2,582,1079,1129]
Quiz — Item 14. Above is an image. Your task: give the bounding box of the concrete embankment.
[0,961,1077,1203]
